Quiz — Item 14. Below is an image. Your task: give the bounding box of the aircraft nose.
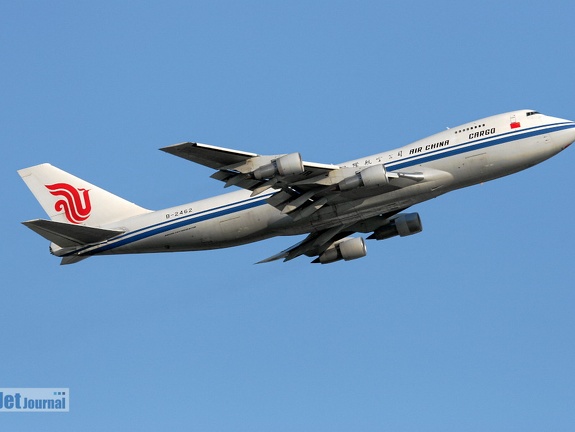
[562,120,575,149]
[548,115,575,150]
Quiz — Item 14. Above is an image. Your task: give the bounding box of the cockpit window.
[526,111,540,116]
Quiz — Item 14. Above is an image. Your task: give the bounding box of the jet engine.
[338,164,388,191]
[368,213,423,241]
[253,152,304,179]
[313,237,367,264]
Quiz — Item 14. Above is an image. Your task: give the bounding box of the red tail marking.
[45,183,92,224]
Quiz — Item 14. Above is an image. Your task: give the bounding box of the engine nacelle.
[313,237,367,264]
[338,164,388,191]
[369,213,423,241]
[253,152,304,180]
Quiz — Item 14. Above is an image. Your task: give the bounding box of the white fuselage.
[75,110,575,258]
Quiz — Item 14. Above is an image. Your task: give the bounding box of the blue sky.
[2,1,574,430]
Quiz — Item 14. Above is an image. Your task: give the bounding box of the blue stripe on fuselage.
[67,193,273,257]
[387,122,575,171]
[72,121,575,257]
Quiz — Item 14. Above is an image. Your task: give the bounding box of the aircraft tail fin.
[18,163,151,227]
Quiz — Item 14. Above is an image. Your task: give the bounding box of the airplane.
[18,109,575,265]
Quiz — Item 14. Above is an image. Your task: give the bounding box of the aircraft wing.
[161,142,348,217]
[256,208,406,264]
[160,142,434,220]
[256,226,350,263]
[161,142,338,189]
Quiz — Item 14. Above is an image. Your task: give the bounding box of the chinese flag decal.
[510,121,521,129]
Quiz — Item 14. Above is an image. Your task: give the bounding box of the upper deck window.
[454,124,486,134]
[526,111,540,116]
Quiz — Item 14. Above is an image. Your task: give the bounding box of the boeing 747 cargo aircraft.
[18,110,575,264]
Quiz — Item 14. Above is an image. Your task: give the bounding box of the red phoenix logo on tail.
[45,183,92,224]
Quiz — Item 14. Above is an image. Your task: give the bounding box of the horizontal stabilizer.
[22,219,124,248]
[60,255,90,265]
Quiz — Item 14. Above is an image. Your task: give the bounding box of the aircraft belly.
[409,132,558,190]
[462,134,556,184]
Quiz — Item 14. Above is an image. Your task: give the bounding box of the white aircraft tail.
[18,163,151,227]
